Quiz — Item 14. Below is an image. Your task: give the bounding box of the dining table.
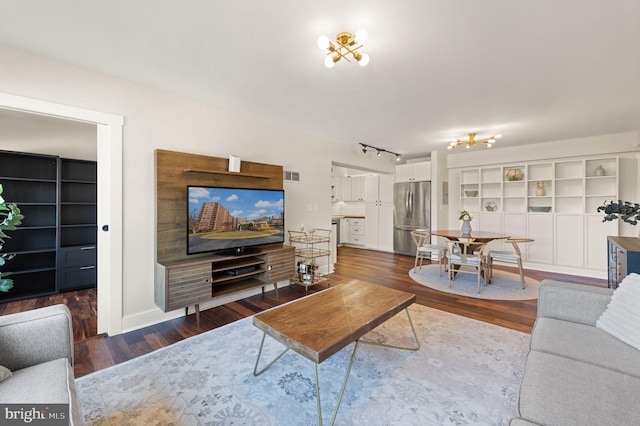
[430,230,511,279]
[430,230,511,244]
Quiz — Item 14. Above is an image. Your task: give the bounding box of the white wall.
[0,111,97,160]
[0,45,389,332]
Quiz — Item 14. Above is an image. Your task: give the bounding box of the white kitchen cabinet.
[395,161,431,182]
[341,178,352,201]
[350,176,367,201]
[346,218,365,246]
[339,218,349,244]
[364,175,395,252]
[342,176,367,201]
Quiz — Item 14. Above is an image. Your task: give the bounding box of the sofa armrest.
[0,304,74,371]
[537,280,613,326]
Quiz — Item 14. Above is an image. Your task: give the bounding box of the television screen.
[187,185,285,255]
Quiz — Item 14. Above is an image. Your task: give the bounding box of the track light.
[358,143,400,160]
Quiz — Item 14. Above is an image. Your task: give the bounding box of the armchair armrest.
[0,304,74,371]
[537,280,613,326]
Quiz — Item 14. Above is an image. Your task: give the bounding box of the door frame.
[0,91,124,335]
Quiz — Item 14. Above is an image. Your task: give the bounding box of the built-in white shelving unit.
[459,156,619,273]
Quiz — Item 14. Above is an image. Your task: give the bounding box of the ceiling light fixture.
[359,143,401,161]
[317,29,369,68]
[448,132,502,150]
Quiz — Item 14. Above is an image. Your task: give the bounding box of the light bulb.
[324,55,336,68]
[357,53,370,67]
[317,35,330,50]
[396,155,401,161]
[377,150,381,157]
[354,29,368,44]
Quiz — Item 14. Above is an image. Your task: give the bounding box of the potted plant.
[597,200,640,225]
[0,184,24,292]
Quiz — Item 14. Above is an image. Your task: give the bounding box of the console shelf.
[155,245,294,325]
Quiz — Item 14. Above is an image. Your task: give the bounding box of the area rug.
[410,265,540,301]
[76,303,530,426]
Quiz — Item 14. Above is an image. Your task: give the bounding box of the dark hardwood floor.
[0,246,607,378]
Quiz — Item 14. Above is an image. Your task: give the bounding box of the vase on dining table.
[461,219,472,236]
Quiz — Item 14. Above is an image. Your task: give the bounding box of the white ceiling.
[1,0,639,158]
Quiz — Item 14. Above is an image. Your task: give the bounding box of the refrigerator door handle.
[409,190,414,219]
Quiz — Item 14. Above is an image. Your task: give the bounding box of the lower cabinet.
[608,236,640,288]
[57,245,98,291]
[346,218,365,246]
[155,245,295,315]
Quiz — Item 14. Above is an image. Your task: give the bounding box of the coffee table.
[252,280,419,426]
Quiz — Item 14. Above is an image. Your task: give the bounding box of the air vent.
[284,170,300,182]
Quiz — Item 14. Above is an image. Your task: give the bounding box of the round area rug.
[409,264,539,300]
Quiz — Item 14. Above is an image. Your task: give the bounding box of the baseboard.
[120,280,291,334]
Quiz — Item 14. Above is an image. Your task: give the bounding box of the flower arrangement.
[458,210,472,221]
[531,181,550,190]
[598,200,640,225]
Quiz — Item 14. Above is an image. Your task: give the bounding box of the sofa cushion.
[596,273,640,350]
[0,358,79,425]
[531,317,640,378]
[518,351,640,425]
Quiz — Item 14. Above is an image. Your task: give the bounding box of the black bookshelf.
[0,151,97,302]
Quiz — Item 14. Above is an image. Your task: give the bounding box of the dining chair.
[486,238,534,289]
[410,230,448,276]
[446,239,487,293]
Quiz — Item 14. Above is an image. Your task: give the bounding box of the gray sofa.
[0,304,79,425]
[511,280,640,425]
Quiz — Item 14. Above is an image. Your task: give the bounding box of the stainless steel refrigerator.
[393,181,431,255]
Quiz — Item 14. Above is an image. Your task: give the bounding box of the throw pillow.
[0,365,11,382]
[596,273,640,351]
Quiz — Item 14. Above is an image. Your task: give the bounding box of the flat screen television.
[187,185,285,255]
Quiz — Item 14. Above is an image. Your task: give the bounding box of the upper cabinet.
[396,161,431,182]
[340,176,367,202]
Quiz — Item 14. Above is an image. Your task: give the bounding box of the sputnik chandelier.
[359,143,401,161]
[448,132,502,150]
[317,29,369,68]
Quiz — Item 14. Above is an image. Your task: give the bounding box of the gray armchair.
[0,304,79,425]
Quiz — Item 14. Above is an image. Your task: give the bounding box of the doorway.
[0,91,124,335]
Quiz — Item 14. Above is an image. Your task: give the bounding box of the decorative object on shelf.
[317,29,369,68]
[0,184,24,293]
[531,180,550,196]
[448,132,502,150]
[464,190,478,197]
[528,206,552,212]
[228,155,241,173]
[598,200,640,225]
[594,165,606,177]
[459,210,472,236]
[484,202,498,212]
[505,168,524,181]
[359,143,401,161]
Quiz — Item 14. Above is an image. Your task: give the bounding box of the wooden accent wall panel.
[155,149,283,264]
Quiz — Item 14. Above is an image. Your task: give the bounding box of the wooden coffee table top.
[253,281,416,363]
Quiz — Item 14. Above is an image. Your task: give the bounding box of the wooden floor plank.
[0,246,607,378]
